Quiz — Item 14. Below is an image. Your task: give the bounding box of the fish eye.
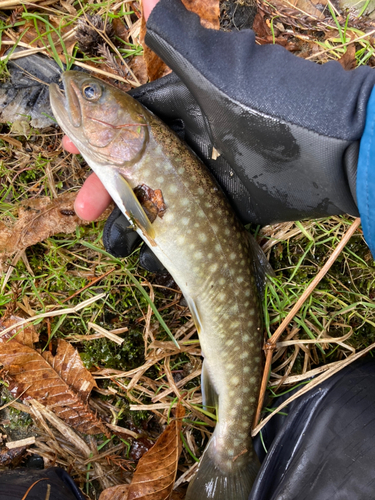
[82,83,101,101]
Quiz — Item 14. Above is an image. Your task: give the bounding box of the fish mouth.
[49,74,90,158]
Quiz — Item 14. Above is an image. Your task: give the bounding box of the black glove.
[103,0,375,263]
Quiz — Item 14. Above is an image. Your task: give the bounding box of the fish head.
[49,71,149,167]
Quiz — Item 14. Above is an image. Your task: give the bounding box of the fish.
[50,71,266,500]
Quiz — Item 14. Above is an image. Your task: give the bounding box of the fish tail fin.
[185,440,259,500]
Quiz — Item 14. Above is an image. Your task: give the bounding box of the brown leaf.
[338,44,357,70]
[140,0,219,81]
[0,337,107,435]
[253,11,271,38]
[99,485,130,500]
[0,192,113,273]
[127,405,184,500]
[0,446,27,467]
[0,315,39,347]
[182,0,220,30]
[282,0,327,19]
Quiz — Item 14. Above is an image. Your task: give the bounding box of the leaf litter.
[1,0,375,498]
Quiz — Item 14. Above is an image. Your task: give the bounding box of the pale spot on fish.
[225,228,231,236]
[227,363,235,370]
[249,397,256,403]
[249,309,255,316]
[227,449,235,457]
[245,290,251,297]
[237,276,244,284]
[169,184,178,194]
[243,387,250,393]
[211,223,219,232]
[181,217,189,225]
[198,187,204,195]
[242,334,250,342]
[209,263,218,272]
[180,198,189,207]
[226,339,234,347]
[249,377,257,384]
[177,236,186,245]
[164,212,174,223]
[156,176,164,184]
[199,233,208,243]
[231,376,240,385]
[230,253,236,260]
[215,244,221,253]
[243,366,250,374]
[197,209,205,218]
[218,277,226,285]
[207,253,213,259]
[178,167,185,174]
[248,320,254,328]
[240,351,249,359]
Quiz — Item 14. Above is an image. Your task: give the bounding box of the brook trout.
[50,71,264,499]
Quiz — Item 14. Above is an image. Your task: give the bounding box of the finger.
[75,172,112,221]
[63,135,80,154]
[143,0,159,21]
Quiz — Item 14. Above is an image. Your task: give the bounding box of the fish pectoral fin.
[201,359,218,412]
[247,232,275,297]
[113,173,156,240]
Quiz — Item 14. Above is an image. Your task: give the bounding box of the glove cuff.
[357,86,375,257]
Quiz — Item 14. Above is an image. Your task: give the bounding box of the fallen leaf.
[338,44,357,70]
[140,0,219,81]
[253,11,271,39]
[0,336,107,436]
[278,0,327,19]
[182,0,220,30]
[127,405,184,500]
[0,446,27,467]
[99,485,130,500]
[0,192,113,273]
[1,315,39,348]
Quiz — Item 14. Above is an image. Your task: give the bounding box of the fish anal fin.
[186,296,203,335]
[201,359,218,412]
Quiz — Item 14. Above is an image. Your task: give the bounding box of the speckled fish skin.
[50,71,263,499]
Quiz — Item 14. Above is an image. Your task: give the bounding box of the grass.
[1,0,375,497]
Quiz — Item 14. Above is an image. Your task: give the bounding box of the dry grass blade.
[29,399,113,490]
[252,338,375,436]
[127,405,184,500]
[254,217,362,427]
[0,293,106,339]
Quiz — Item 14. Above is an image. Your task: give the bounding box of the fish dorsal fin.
[201,359,218,412]
[247,232,275,297]
[113,173,155,240]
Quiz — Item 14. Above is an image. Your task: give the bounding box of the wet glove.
[103,0,375,264]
